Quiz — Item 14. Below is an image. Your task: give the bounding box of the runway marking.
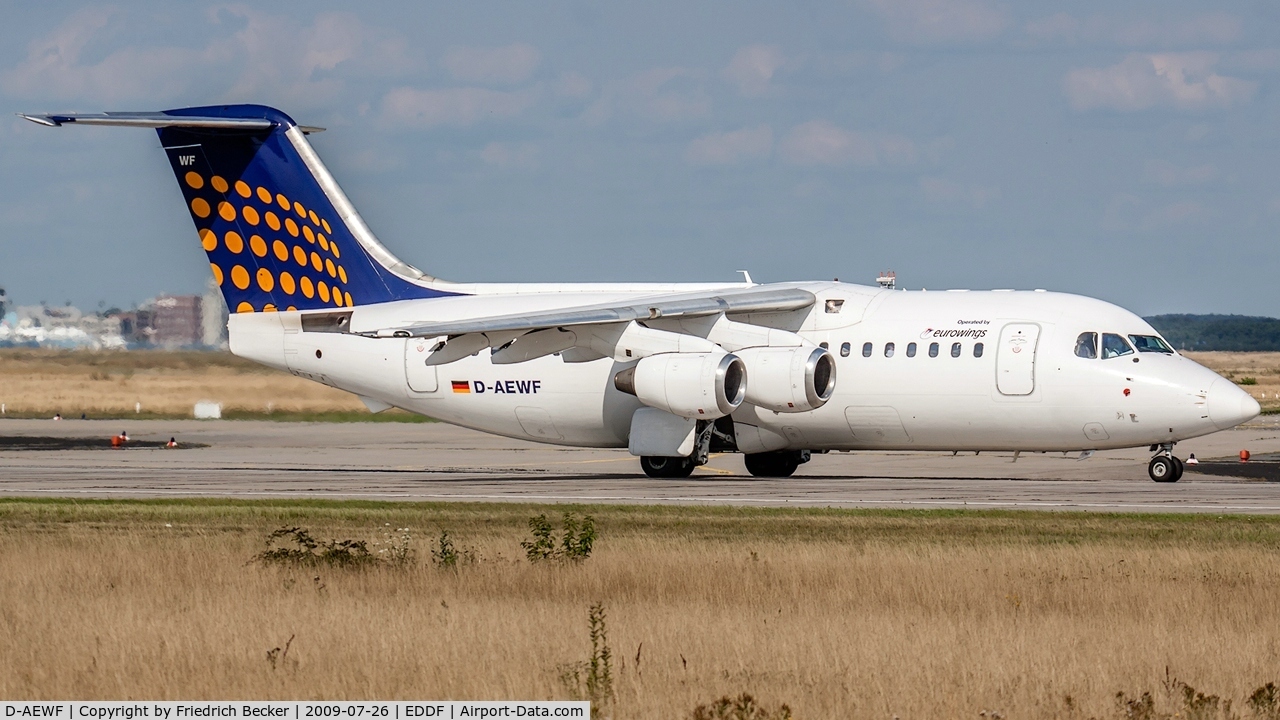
[694,466,734,476]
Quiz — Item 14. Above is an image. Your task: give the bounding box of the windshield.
[1128,334,1174,354]
[1101,333,1134,359]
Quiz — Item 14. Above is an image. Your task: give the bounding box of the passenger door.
[996,323,1040,396]
[404,338,439,393]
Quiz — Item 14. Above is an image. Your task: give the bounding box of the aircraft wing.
[364,285,815,339]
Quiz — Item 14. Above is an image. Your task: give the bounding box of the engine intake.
[614,352,746,419]
[735,346,836,413]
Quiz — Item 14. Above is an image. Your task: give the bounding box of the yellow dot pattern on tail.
[159,106,454,314]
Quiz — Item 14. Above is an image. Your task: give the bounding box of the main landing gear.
[1148,443,1184,483]
[640,455,696,478]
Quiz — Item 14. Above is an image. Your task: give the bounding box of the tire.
[1171,456,1184,482]
[640,456,695,478]
[744,451,801,478]
[1149,456,1177,483]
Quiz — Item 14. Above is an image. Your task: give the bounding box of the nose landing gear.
[1148,443,1184,483]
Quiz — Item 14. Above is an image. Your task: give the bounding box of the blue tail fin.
[156,105,456,312]
[24,104,456,312]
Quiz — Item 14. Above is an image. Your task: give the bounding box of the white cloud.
[859,0,1009,44]
[1025,13,1242,47]
[1141,200,1208,231]
[380,86,539,128]
[1064,53,1256,112]
[685,125,773,165]
[553,71,593,99]
[480,142,539,169]
[1103,195,1211,232]
[1144,160,1218,187]
[4,7,196,103]
[918,176,1000,208]
[584,67,710,124]
[444,43,541,85]
[723,45,785,97]
[2,7,417,109]
[778,121,917,166]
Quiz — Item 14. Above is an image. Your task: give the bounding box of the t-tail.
[21,104,456,312]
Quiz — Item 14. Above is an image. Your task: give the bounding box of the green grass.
[4,497,1280,548]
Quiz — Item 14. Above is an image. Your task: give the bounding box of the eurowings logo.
[920,327,988,339]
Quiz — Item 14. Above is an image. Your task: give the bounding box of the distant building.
[0,286,227,350]
[150,295,202,347]
[2,303,126,349]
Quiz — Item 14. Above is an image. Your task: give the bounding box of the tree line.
[1145,314,1280,352]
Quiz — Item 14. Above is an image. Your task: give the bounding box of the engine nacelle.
[735,346,836,413]
[614,352,746,419]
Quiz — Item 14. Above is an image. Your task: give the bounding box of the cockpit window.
[1074,332,1098,359]
[1129,334,1174,354]
[1101,333,1134,359]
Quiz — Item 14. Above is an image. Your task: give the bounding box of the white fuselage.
[228,281,1258,453]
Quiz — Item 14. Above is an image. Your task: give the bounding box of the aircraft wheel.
[640,456,695,479]
[744,451,801,478]
[1149,456,1178,483]
[1171,456,1185,482]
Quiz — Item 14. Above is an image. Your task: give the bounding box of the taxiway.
[2,417,1280,511]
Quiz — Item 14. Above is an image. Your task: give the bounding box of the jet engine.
[734,346,836,412]
[614,352,746,419]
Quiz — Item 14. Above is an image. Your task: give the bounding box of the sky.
[1,1,1278,316]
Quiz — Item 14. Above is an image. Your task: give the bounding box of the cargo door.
[996,323,1040,396]
[404,338,439,393]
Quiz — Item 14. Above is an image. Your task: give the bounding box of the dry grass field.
[0,348,1276,420]
[0,348,397,420]
[2,500,1280,719]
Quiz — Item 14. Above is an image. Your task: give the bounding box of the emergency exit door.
[996,323,1040,396]
[404,338,439,393]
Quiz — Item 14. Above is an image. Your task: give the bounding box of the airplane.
[22,104,1261,482]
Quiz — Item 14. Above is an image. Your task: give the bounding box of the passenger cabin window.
[862,342,873,358]
[840,342,851,357]
[973,342,984,358]
[928,342,939,358]
[1075,332,1098,359]
[825,299,845,313]
[885,342,895,358]
[1101,333,1134,359]
[1129,334,1174,354]
[906,342,917,358]
[951,342,962,358]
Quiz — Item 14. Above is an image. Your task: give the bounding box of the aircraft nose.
[1207,379,1262,431]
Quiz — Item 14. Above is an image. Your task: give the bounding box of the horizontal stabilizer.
[19,112,324,133]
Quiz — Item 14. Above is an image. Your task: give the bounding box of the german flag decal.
[451,381,471,393]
